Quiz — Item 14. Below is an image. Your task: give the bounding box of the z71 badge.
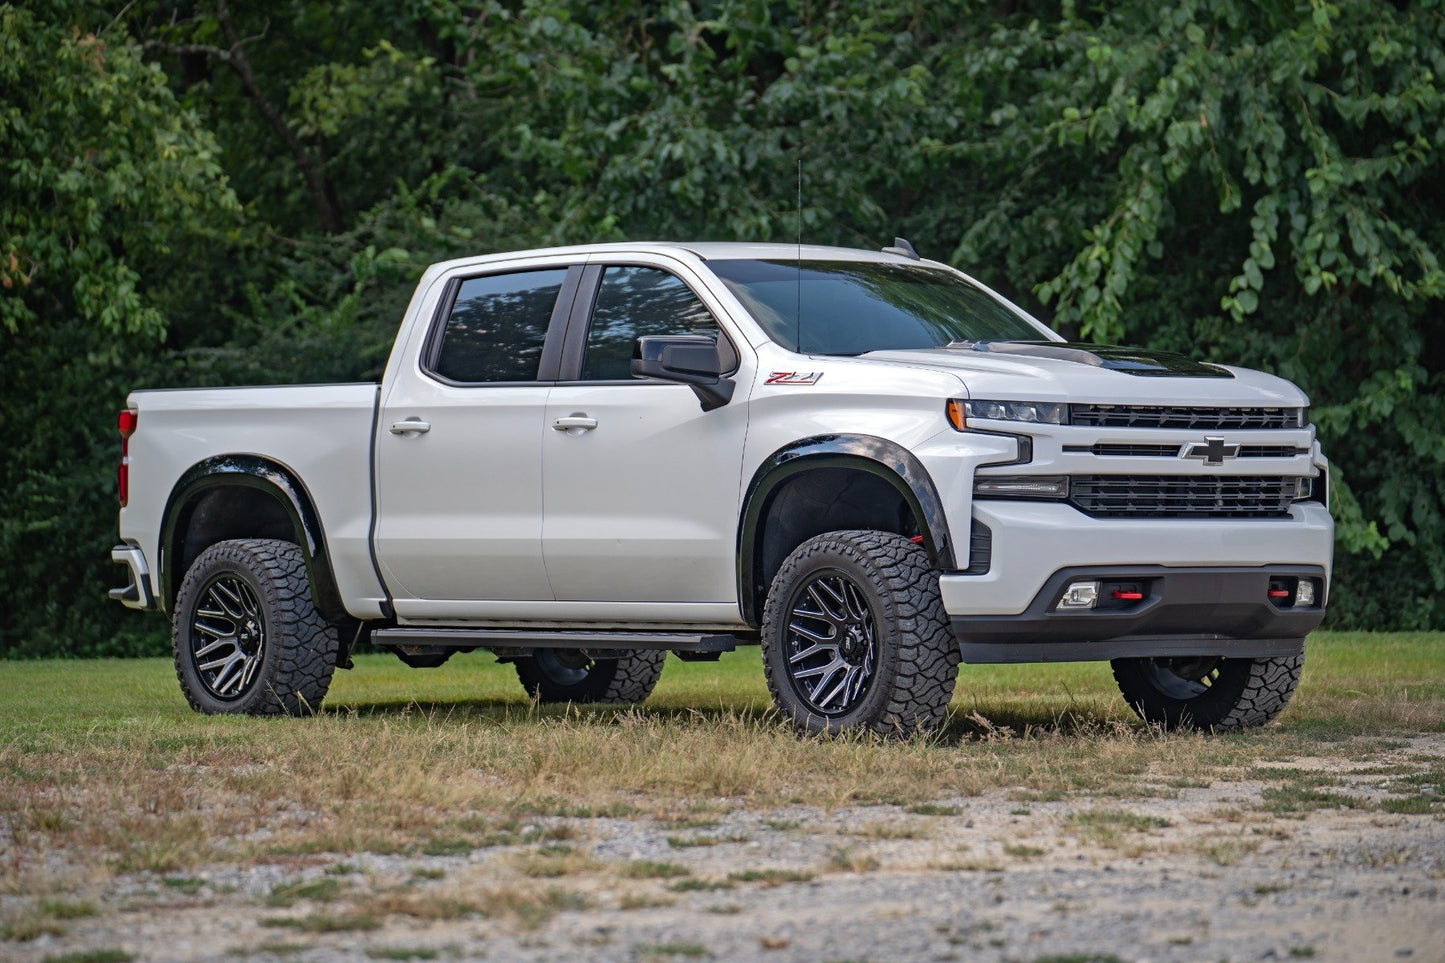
[765,371,823,385]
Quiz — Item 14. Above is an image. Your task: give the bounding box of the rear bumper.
[950,564,1323,663]
[109,543,158,611]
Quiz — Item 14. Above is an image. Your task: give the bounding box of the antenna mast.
[795,156,803,353]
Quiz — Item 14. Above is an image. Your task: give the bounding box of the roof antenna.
[795,156,803,353]
[883,236,920,260]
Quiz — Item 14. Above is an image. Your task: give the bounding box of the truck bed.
[120,383,387,618]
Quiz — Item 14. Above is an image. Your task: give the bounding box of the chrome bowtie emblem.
[1183,436,1240,466]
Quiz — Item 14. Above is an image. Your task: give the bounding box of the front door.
[542,262,751,609]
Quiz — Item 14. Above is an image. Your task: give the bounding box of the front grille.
[1072,443,1181,457]
[1069,475,1295,518]
[1238,445,1307,458]
[1070,405,1301,430]
[1065,443,1308,458]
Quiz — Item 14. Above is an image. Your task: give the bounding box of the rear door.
[374,263,580,616]
[541,259,751,608]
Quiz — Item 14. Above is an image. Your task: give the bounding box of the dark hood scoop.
[954,341,1234,379]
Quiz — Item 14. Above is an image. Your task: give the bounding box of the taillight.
[118,409,137,506]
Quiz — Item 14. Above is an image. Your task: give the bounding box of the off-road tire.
[1111,653,1304,731]
[761,530,959,737]
[172,538,339,716]
[515,648,667,704]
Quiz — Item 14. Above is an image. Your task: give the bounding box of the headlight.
[947,399,1067,430]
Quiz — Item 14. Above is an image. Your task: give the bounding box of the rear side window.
[581,266,720,380]
[431,269,568,383]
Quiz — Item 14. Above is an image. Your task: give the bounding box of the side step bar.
[371,627,739,655]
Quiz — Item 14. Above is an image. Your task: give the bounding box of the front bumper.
[950,564,1323,663]
[938,499,1333,664]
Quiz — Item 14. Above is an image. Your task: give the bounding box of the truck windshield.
[708,259,1045,355]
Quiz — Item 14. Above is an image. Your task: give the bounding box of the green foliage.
[1,0,1442,655]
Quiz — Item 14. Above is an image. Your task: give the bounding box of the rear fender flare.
[159,455,345,621]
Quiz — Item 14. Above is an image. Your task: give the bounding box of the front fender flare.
[737,435,954,626]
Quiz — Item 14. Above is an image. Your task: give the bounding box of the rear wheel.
[172,538,338,715]
[515,648,666,704]
[761,530,958,736]
[1111,653,1304,731]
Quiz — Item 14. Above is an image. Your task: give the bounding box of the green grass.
[0,633,1441,889]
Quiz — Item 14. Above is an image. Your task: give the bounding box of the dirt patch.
[3,735,1442,963]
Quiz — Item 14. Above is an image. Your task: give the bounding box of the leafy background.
[2,0,1441,657]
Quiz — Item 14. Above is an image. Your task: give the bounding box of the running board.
[371,627,738,654]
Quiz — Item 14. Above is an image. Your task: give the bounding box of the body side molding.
[737,434,955,626]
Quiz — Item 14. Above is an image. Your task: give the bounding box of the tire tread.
[172,538,338,716]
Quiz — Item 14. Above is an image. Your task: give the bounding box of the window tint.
[707,259,1043,355]
[581,266,720,381]
[431,269,567,383]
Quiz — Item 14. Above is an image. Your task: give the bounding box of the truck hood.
[859,342,1310,407]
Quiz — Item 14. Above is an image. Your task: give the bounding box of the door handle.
[552,416,598,432]
[389,419,432,435]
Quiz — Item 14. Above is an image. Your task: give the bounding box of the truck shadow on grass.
[323,697,1146,746]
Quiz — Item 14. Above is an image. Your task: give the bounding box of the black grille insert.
[1070,405,1301,430]
[1238,445,1308,458]
[1070,475,1296,518]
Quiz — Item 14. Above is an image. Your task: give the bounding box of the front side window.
[431,269,568,383]
[581,266,721,380]
[708,259,1046,356]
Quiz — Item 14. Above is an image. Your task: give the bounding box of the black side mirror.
[630,335,735,411]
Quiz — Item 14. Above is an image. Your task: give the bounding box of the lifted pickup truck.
[111,241,1333,734]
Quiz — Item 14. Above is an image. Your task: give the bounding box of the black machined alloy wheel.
[189,573,269,701]
[1112,653,1305,731]
[172,539,339,716]
[783,570,880,717]
[514,647,666,705]
[762,530,959,737]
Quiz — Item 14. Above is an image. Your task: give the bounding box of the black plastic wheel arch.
[737,434,954,627]
[159,455,347,622]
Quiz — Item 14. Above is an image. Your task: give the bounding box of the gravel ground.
[5,735,1442,963]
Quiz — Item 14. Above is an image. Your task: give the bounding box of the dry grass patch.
[727,868,815,886]
[847,820,930,840]
[826,847,880,873]
[261,910,382,933]
[0,898,98,942]
[1002,843,1047,860]
[510,844,603,878]
[474,885,591,930]
[1193,837,1262,866]
[619,892,677,910]
[266,877,343,907]
[1063,809,1171,852]
[368,890,481,921]
[620,860,691,879]
[1,634,1441,896]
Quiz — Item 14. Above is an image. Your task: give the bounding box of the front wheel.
[515,648,666,704]
[761,530,959,736]
[172,538,339,715]
[1111,653,1304,731]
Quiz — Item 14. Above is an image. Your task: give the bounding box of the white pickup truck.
[111,241,1333,735]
